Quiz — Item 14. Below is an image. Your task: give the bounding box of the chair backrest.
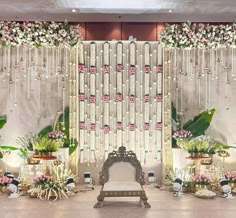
[108,161,136,182]
[99,146,145,185]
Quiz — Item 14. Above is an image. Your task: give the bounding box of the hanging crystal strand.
[205,49,209,110]
[225,47,230,110]
[37,72,41,118]
[8,46,13,112]
[189,49,193,80]
[175,49,180,128]
[216,48,219,80]
[198,48,202,108]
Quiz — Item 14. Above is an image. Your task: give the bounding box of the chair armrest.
[139,172,145,185]
[99,171,106,185]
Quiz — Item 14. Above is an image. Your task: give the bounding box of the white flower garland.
[0,21,80,47]
[160,21,236,48]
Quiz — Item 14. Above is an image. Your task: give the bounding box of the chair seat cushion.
[103,181,143,191]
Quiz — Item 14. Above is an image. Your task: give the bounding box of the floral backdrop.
[0,21,80,47]
[160,22,236,48]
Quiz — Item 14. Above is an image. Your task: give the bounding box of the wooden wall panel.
[86,22,121,40]
[121,23,157,41]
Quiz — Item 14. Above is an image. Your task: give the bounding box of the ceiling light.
[168,9,172,13]
[72,9,77,13]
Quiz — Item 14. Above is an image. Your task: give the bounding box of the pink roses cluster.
[0,176,12,186]
[33,175,51,186]
[193,174,212,185]
[48,130,65,139]
[173,130,192,139]
[225,172,236,183]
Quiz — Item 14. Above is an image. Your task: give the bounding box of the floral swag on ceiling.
[0,20,81,47]
[160,21,236,48]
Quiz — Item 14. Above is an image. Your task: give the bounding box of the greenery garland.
[160,21,236,48]
[0,20,80,47]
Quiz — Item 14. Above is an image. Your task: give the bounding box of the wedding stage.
[1,1,236,217]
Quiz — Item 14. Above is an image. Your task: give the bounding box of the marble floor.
[0,186,236,218]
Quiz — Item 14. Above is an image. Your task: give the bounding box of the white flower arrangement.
[0,20,81,47]
[160,21,236,48]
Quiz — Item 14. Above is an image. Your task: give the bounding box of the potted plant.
[16,132,39,164]
[182,181,191,193]
[33,136,60,158]
[193,174,212,191]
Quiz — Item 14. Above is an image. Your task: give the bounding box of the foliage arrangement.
[16,132,38,159]
[0,21,81,47]
[33,136,60,154]
[160,22,236,48]
[28,164,74,201]
[38,107,78,155]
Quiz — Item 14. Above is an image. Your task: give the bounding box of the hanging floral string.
[160,21,236,48]
[0,20,81,47]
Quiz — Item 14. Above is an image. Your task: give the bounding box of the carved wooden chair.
[94,146,151,208]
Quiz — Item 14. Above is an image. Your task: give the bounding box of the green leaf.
[0,115,7,129]
[69,139,78,155]
[38,125,53,137]
[183,109,216,137]
[0,145,18,150]
[0,151,3,158]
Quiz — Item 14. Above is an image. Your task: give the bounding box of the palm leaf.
[0,115,7,129]
[183,109,216,137]
[0,145,18,150]
[38,125,53,137]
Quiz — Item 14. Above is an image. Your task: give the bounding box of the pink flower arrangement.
[173,130,192,139]
[156,95,163,102]
[90,123,96,131]
[78,64,85,72]
[33,175,51,186]
[79,93,85,101]
[144,95,150,102]
[103,95,110,103]
[103,125,110,134]
[116,93,123,102]
[103,65,110,73]
[89,66,96,74]
[129,65,136,74]
[144,123,150,130]
[129,95,135,103]
[89,95,96,103]
[144,65,151,73]
[193,174,212,185]
[117,122,123,129]
[0,176,12,186]
[79,122,85,129]
[48,130,65,139]
[156,122,162,129]
[156,65,163,73]
[129,123,136,131]
[225,172,236,183]
[117,64,124,72]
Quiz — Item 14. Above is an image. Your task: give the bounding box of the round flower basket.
[182,186,191,193]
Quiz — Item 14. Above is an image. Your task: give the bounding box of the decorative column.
[162,48,173,183]
[68,47,79,176]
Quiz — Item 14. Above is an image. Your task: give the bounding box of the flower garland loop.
[0,20,81,47]
[160,21,236,48]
